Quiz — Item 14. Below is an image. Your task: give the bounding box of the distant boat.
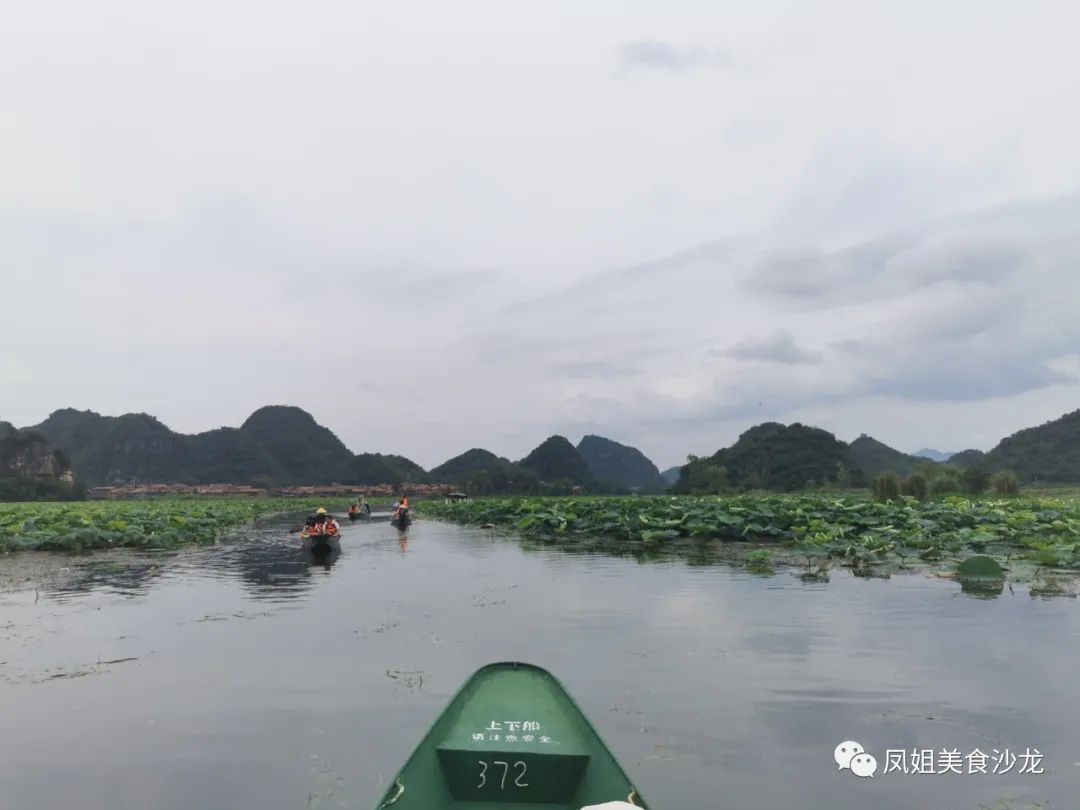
[373,661,649,809]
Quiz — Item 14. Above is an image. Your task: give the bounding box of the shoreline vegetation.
[0,497,388,553]
[4,493,1080,595]
[415,494,1080,590]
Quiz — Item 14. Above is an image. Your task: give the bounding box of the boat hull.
[305,533,339,551]
[373,661,648,809]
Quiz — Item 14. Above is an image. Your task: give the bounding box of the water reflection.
[516,535,722,565]
[303,538,341,570]
[227,535,339,600]
[960,578,1005,598]
[44,554,175,601]
[35,525,345,603]
[24,519,1080,608]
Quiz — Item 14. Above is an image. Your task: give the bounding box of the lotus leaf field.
[8,494,1080,581]
[416,494,1080,575]
[0,498,345,552]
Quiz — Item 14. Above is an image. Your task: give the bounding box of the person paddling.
[304,506,339,538]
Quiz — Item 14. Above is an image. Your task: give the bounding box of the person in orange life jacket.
[306,507,339,537]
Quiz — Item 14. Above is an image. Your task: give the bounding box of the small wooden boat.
[348,505,372,521]
[304,532,340,552]
[372,661,649,809]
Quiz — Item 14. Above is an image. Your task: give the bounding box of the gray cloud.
[747,194,1080,309]
[721,331,822,365]
[725,119,782,147]
[446,192,1080,465]
[6,190,1078,470]
[764,135,1022,250]
[553,359,641,379]
[747,235,922,301]
[616,40,733,74]
[837,340,1074,402]
[406,268,501,296]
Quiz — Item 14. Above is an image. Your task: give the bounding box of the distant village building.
[86,481,455,499]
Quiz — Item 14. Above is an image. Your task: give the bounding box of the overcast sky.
[4,0,1080,469]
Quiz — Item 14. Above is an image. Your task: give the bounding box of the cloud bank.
[616,40,733,74]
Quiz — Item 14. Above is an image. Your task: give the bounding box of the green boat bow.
[374,662,650,809]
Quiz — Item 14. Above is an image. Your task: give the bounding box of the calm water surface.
[1,518,1077,809]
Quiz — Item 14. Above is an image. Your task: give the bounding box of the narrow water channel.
[0,518,1076,809]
